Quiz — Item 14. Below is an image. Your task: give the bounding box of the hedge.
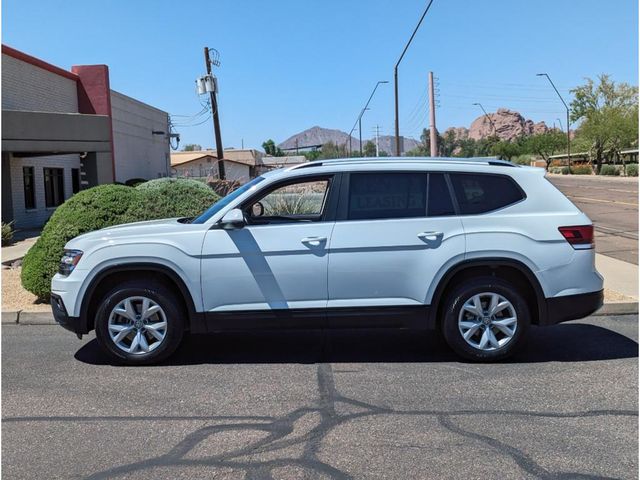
[626,164,638,177]
[21,179,220,300]
[599,164,619,176]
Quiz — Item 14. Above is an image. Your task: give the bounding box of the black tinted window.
[348,173,427,220]
[450,173,524,214]
[428,173,455,216]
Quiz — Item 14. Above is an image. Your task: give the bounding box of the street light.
[394,0,436,156]
[349,80,388,157]
[556,117,563,132]
[472,102,496,137]
[537,73,571,173]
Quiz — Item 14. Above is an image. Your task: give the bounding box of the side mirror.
[219,208,245,230]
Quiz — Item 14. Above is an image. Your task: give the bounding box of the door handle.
[417,231,443,241]
[301,236,327,245]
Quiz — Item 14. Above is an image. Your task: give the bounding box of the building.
[170,151,252,184]
[257,155,307,175]
[1,45,171,228]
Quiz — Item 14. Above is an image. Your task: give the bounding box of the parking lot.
[548,175,638,265]
[2,315,637,479]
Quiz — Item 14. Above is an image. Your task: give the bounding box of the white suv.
[51,158,603,364]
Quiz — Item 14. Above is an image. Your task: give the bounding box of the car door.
[327,171,465,313]
[201,174,338,316]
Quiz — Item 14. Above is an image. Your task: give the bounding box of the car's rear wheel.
[442,276,530,361]
[95,280,184,365]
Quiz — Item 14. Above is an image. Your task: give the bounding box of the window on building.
[449,173,525,215]
[72,168,80,194]
[43,168,65,208]
[427,173,455,217]
[23,166,36,210]
[348,173,427,220]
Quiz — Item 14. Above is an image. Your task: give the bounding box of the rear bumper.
[50,293,86,338]
[544,289,604,325]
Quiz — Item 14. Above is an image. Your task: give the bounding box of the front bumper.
[544,289,604,325]
[50,293,85,338]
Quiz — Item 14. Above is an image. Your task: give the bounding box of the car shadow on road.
[75,322,638,366]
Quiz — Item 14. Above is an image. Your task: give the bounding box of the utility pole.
[375,125,380,157]
[428,71,438,157]
[204,47,225,179]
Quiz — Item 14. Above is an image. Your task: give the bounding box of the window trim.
[447,172,527,216]
[238,173,340,226]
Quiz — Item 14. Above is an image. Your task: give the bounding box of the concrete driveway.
[2,316,637,479]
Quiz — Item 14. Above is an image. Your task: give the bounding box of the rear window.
[450,173,524,214]
[348,173,427,220]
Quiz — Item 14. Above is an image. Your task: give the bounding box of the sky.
[2,0,638,151]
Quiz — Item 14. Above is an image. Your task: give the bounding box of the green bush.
[561,167,570,175]
[599,164,619,176]
[21,178,220,300]
[129,178,219,220]
[512,154,534,166]
[549,167,564,174]
[2,221,14,246]
[625,164,638,177]
[21,185,140,300]
[571,165,593,175]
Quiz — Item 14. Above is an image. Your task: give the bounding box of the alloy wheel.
[108,296,168,355]
[457,292,517,351]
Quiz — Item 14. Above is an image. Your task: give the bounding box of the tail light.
[558,225,594,250]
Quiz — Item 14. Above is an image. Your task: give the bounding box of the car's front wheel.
[95,280,184,365]
[442,276,530,361]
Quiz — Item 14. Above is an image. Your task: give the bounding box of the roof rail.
[289,157,517,170]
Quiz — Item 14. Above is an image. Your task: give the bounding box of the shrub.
[512,154,534,166]
[21,185,141,300]
[625,164,638,177]
[21,178,220,300]
[561,167,570,175]
[571,165,593,175]
[129,178,219,220]
[207,178,241,197]
[599,164,619,176]
[548,167,564,174]
[2,221,14,246]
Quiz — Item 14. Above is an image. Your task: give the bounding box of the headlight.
[59,250,83,275]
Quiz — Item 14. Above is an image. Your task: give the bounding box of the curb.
[1,302,638,327]
[593,302,638,316]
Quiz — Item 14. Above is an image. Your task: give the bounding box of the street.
[547,175,638,265]
[2,317,637,479]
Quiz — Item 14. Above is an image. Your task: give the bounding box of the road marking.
[567,195,638,207]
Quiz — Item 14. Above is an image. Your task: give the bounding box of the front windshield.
[192,176,266,224]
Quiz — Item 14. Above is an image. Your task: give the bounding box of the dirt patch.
[603,288,636,303]
[1,266,50,312]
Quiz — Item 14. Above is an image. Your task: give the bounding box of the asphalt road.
[547,175,638,265]
[2,318,638,479]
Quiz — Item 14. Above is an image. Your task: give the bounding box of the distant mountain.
[444,108,549,143]
[278,126,420,155]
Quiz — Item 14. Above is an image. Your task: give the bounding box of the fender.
[79,262,205,334]
[427,257,548,327]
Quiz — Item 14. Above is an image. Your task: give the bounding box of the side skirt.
[204,305,432,332]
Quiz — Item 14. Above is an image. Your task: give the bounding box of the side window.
[347,173,427,220]
[427,173,455,217]
[450,173,524,215]
[248,178,330,223]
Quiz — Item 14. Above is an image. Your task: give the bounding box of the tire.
[94,280,185,365]
[441,276,530,362]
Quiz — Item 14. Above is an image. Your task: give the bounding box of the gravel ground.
[1,267,49,312]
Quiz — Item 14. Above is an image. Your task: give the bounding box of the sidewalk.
[1,237,38,264]
[596,254,638,301]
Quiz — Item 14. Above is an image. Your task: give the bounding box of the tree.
[526,131,566,170]
[182,144,202,151]
[570,75,639,173]
[318,142,349,159]
[262,139,284,157]
[363,141,377,157]
[491,140,522,161]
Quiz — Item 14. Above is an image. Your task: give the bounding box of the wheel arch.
[79,263,205,334]
[428,258,547,328]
